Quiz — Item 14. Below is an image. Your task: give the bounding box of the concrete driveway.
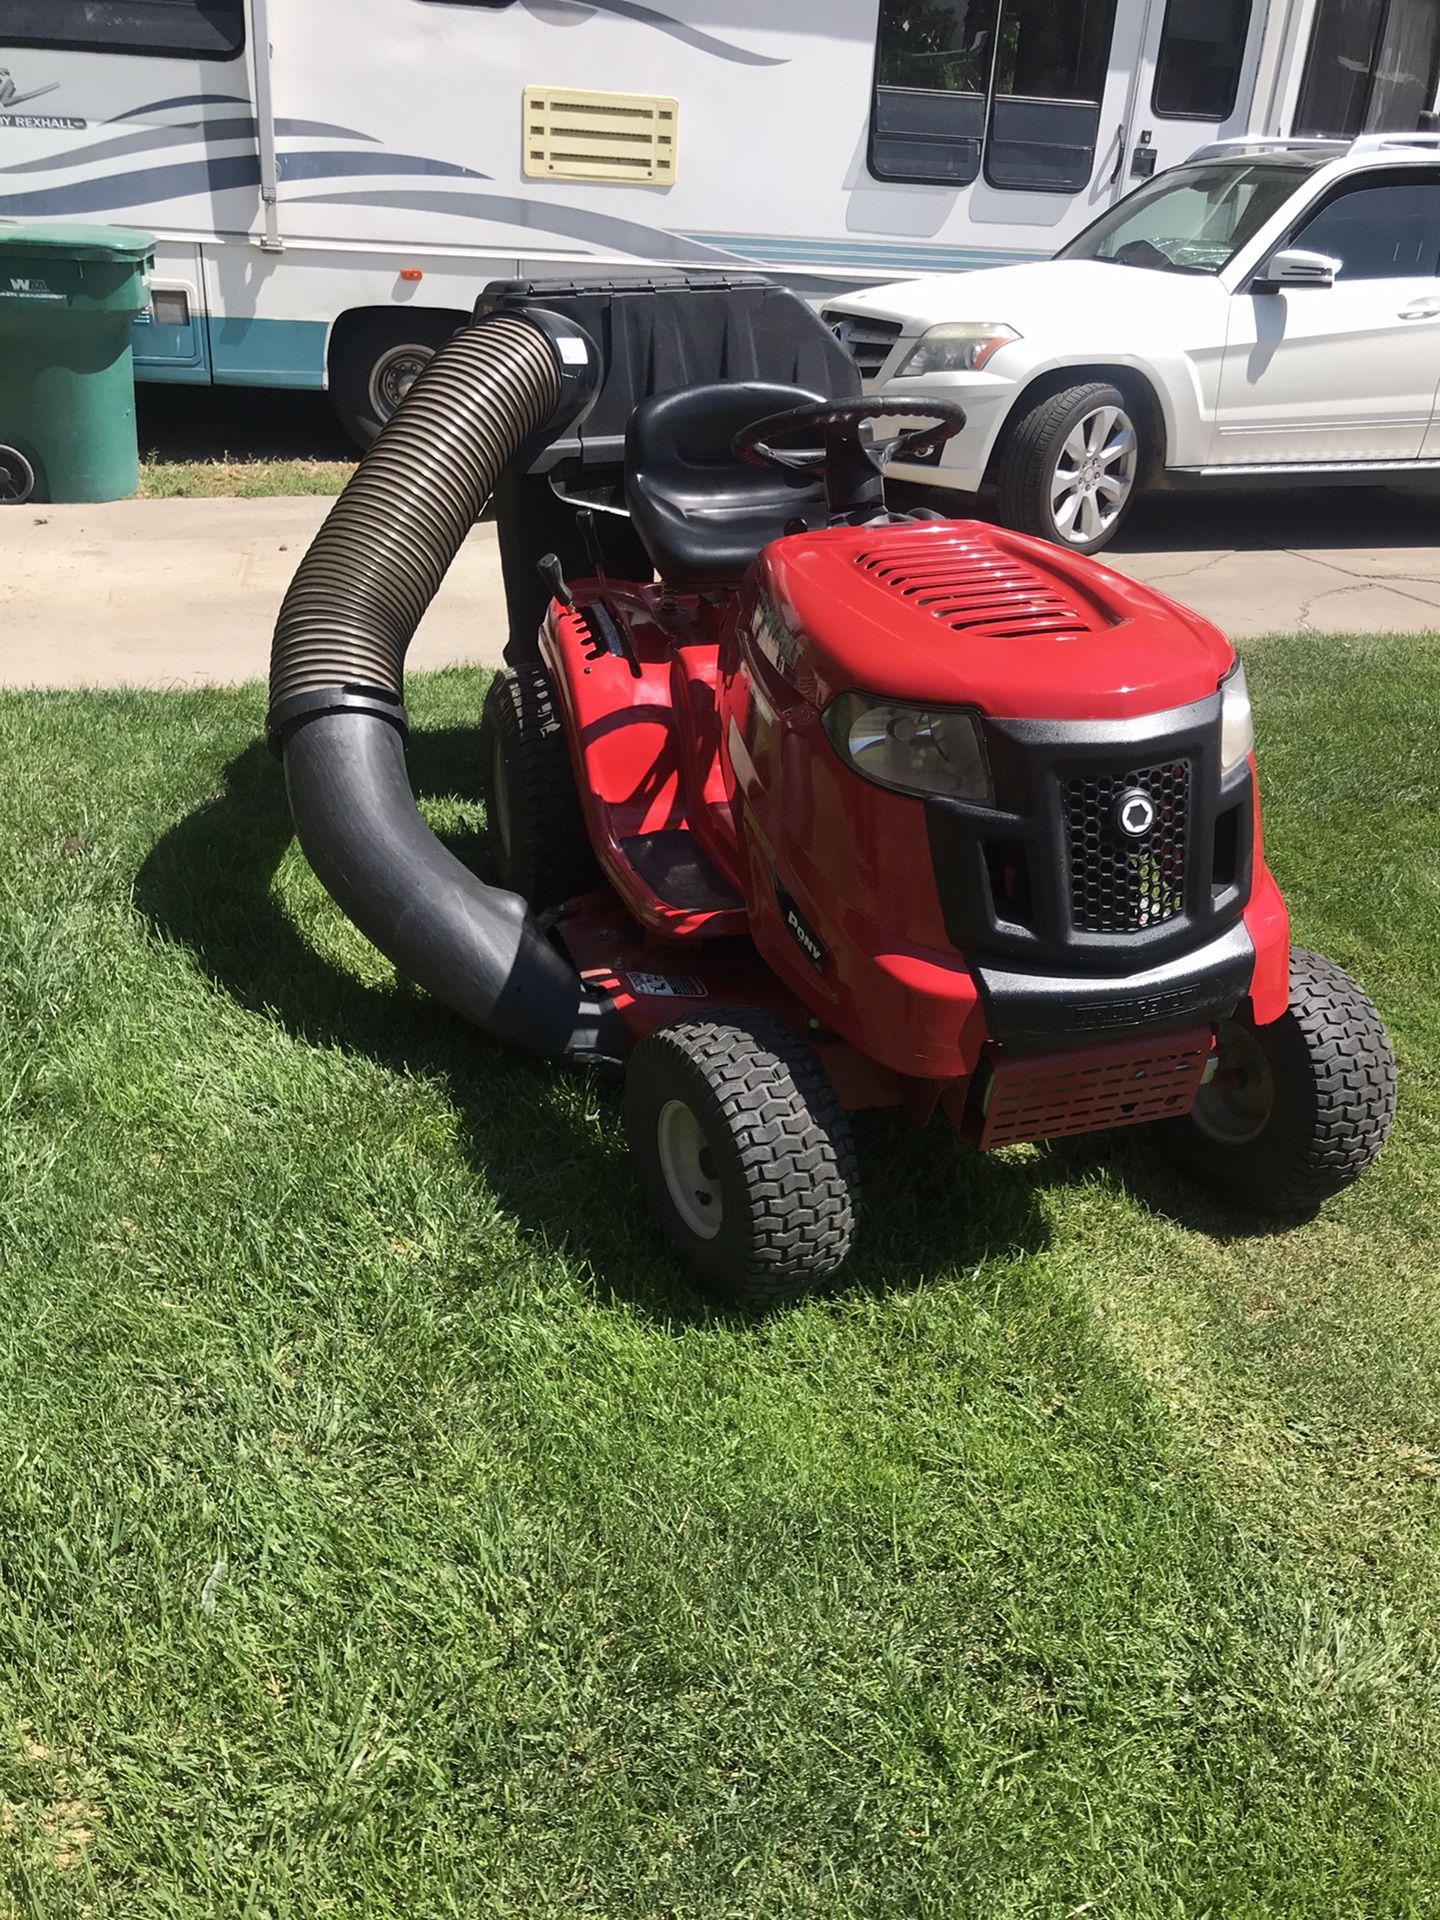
[3,483,1440,691]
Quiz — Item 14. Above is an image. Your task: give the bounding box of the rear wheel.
[624,1011,858,1307]
[478,664,599,910]
[995,381,1143,555]
[329,310,466,447]
[1159,948,1396,1216]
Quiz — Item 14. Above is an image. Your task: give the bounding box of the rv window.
[0,0,245,61]
[870,0,1000,186]
[1152,0,1254,121]
[984,0,1119,191]
[1296,0,1440,137]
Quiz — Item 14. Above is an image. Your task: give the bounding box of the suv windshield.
[1058,162,1322,273]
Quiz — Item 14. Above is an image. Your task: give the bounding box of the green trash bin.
[0,223,154,505]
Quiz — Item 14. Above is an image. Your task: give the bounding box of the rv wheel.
[329,310,467,447]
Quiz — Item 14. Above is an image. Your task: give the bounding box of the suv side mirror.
[1253,247,1341,292]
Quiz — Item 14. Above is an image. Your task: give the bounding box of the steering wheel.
[733,396,968,475]
[1112,237,1171,269]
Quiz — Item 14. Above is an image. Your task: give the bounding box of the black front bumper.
[973,917,1255,1047]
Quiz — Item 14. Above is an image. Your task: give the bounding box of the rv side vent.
[523,86,679,185]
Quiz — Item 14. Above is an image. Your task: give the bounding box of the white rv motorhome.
[1,1,1436,440]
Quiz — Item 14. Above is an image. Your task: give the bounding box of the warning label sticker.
[625,971,707,999]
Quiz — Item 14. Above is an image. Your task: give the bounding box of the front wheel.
[1159,949,1397,1217]
[624,1011,859,1307]
[994,381,1143,555]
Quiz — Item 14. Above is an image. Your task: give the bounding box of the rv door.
[1114,0,1265,200]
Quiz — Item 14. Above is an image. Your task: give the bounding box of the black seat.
[625,381,827,587]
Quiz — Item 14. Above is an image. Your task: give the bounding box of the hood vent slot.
[855,536,1095,642]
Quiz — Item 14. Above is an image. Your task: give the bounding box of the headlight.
[895,322,1020,377]
[1220,659,1254,774]
[823,693,994,802]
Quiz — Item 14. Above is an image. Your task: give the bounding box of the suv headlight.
[1220,660,1254,774]
[895,322,1020,377]
[823,694,994,802]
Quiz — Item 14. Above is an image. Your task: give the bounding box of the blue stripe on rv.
[132,314,329,389]
[682,234,1050,272]
[208,316,330,388]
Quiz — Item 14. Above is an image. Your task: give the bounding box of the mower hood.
[762,520,1235,723]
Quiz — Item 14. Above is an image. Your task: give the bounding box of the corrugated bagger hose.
[267,313,621,1062]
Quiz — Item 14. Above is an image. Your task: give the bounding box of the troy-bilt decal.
[1062,982,1213,1033]
[750,585,803,682]
[625,971,707,998]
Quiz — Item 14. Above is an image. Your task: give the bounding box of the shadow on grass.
[135,732,1052,1319]
[1028,1127,1286,1243]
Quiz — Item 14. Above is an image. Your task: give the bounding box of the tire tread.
[995,380,1138,552]
[1269,947,1397,1210]
[625,1010,858,1306]
[479,664,598,910]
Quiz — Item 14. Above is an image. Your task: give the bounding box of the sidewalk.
[4,493,1440,690]
[0,499,506,690]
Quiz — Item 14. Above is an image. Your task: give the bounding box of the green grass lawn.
[2,638,1439,1917]
[137,456,353,500]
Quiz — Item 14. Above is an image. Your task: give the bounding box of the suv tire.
[995,381,1144,555]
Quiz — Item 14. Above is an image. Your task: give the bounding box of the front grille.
[1064,760,1191,934]
[822,310,902,379]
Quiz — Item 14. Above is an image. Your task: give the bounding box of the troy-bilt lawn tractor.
[268,277,1395,1306]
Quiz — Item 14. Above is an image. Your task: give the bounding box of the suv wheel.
[996,381,1144,555]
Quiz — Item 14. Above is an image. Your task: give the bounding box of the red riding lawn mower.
[268,276,1396,1307]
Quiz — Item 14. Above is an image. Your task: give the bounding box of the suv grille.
[822,310,902,379]
[1064,760,1191,934]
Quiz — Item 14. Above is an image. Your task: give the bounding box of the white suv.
[823,135,1440,554]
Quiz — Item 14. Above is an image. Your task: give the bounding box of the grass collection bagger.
[267,276,1396,1307]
